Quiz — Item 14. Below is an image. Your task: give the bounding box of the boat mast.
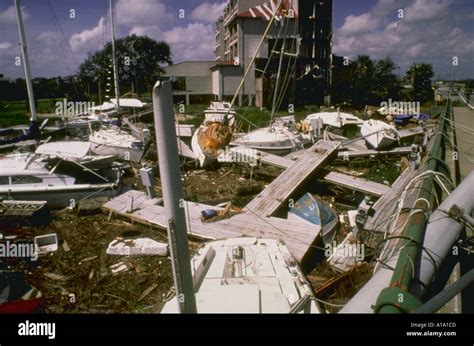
[153,80,197,313]
[14,0,36,122]
[109,0,120,115]
[269,36,286,130]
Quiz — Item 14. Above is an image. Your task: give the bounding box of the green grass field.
[0,99,62,127]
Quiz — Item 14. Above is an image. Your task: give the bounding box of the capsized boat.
[161,237,322,313]
[305,111,364,128]
[231,116,312,156]
[287,193,338,245]
[191,102,235,167]
[89,127,144,163]
[360,119,398,150]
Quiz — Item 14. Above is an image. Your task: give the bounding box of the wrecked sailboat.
[89,127,144,163]
[161,237,322,313]
[191,101,235,167]
[231,116,312,155]
[0,143,124,208]
[305,111,364,129]
[360,119,399,150]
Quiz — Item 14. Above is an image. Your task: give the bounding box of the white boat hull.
[360,120,398,150]
[161,237,322,313]
[90,142,143,163]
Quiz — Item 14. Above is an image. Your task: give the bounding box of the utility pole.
[152,80,197,313]
[14,0,36,122]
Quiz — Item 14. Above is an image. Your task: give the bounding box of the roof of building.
[210,61,241,70]
[238,0,298,20]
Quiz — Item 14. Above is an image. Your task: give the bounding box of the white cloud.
[190,2,227,23]
[339,13,381,35]
[69,17,106,54]
[162,23,215,61]
[333,0,474,77]
[115,0,170,26]
[0,5,29,23]
[0,41,12,49]
[403,0,453,23]
[129,25,161,38]
[37,31,62,46]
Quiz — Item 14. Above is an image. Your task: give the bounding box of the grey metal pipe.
[415,269,474,313]
[153,80,197,313]
[410,171,474,297]
[341,171,474,313]
[14,0,36,121]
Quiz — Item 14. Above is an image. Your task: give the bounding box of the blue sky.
[0,0,473,79]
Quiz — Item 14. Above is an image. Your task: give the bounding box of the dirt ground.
[2,161,392,313]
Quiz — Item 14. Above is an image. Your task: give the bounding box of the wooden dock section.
[323,171,391,197]
[103,190,322,261]
[244,140,340,217]
[226,146,293,169]
[230,145,390,198]
[337,146,412,159]
[363,167,417,232]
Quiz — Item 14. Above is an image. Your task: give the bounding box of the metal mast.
[14,0,36,122]
[152,80,197,313]
[109,0,120,114]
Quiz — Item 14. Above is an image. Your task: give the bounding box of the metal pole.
[14,0,36,121]
[152,80,197,313]
[341,171,474,313]
[269,38,285,129]
[110,0,120,115]
[375,99,453,313]
[414,269,474,313]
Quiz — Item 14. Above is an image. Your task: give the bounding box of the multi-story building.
[212,0,333,106]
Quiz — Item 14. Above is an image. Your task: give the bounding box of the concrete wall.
[163,61,214,95]
[163,61,214,77]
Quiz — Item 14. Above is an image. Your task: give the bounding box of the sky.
[0,0,473,80]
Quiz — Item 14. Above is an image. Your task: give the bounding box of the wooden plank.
[323,171,391,197]
[337,146,412,159]
[244,140,340,217]
[103,190,321,261]
[398,126,424,140]
[363,168,417,232]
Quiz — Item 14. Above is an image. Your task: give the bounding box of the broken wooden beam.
[244,140,340,217]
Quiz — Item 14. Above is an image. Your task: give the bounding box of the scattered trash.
[106,238,168,256]
[44,273,68,281]
[347,210,358,228]
[137,283,158,303]
[79,255,98,265]
[62,240,70,252]
[34,234,58,256]
[110,261,133,275]
[201,209,217,220]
